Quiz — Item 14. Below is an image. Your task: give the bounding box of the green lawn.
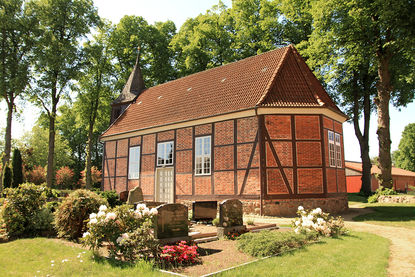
[353,204,415,229]
[0,232,388,277]
[347,193,368,206]
[218,231,389,277]
[0,238,161,277]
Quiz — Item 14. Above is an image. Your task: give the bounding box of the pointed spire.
[112,46,146,105]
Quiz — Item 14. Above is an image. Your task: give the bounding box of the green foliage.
[109,15,177,90]
[368,186,397,203]
[394,123,415,172]
[1,183,47,237]
[31,207,54,236]
[2,163,12,189]
[212,217,219,226]
[55,166,75,189]
[237,230,319,257]
[12,148,24,187]
[0,0,37,168]
[19,124,74,170]
[82,204,158,261]
[98,190,121,208]
[54,189,107,240]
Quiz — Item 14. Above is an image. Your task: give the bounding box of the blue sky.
[1,0,414,162]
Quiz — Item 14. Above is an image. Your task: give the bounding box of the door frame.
[155,167,175,203]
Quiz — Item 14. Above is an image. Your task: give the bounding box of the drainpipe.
[255,107,265,216]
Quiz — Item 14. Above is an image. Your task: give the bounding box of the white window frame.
[157,141,174,166]
[328,131,336,167]
[128,146,140,179]
[195,136,211,176]
[335,133,342,168]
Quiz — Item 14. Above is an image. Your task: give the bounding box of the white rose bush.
[292,206,346,237]
[82,204,159,261]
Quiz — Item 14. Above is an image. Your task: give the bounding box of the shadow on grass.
[348,193,368,203]
[353,206,415,222]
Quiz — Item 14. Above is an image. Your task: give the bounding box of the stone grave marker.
[217,199,246,237]
[119,191,129,202]
[127,186,143,205]
[154,203,190,242]
[192,201,217,221]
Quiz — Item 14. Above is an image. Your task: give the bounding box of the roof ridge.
[256,45,291,106]
[142,46,290,91]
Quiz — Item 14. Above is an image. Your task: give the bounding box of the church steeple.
[110,47,145,124]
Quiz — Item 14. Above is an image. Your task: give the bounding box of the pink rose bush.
[82,204,159,261]
[292,206,346,237]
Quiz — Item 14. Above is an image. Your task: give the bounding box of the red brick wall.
[176,127,192,150]
[176,174,192,195]
[214,146,234,170]
[214,171,234,195]
[295,115,320,140]
[157,130,174,142]
[266,115,291,139]
[195,176,212,195]
[298,168,323,193]
[195,124,212,136]
[237,117,257,143]
[215,120,234,145]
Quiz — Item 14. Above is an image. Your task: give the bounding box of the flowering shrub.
[82,204,159,261]
[160,241,200,266]
[55,166,75,189]
[0,183,48,238]
[292,206,346,237]
[26,166,46,185]
[79,167,102,188]
[54,189,107,240]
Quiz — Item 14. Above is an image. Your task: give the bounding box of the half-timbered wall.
[102,113,347,215]
[102,116,260,201]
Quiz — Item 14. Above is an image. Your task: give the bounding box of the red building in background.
[345,161,415,193]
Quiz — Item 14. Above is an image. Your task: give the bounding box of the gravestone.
[217,199,246,237]
[119,191,129,202]
[127,186,143,205]
[192,201,217,221]
[154,203,190,242]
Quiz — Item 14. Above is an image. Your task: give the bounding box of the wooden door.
[155,167,174,203]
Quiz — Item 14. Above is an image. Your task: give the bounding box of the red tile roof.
[102,45,345,138]
[345,161,415,177]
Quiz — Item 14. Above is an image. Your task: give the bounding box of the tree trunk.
[1,100,14,190]
[351,71,372,195]
[85,124,93,189]
[46,95,57,187]
[375,55,393,189]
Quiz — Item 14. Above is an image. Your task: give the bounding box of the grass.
[353,204,415,229]
[347,193,368,207]
[0,238,162,277]
[218,231,389,277]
